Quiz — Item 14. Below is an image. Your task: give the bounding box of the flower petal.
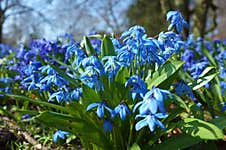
[135,118,147,131]
[86,103,99,111]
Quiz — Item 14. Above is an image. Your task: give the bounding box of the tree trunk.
[0,9,4,43]
[0,22,3,43]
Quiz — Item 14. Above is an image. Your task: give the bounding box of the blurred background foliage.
[0,0,225,44]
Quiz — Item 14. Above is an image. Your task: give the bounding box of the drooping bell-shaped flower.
[112,103,130,120]
[87,101,112,118]
[135,113,168,132]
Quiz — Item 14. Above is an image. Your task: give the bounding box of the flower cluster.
[3,10,220,145]
[181,36,226,95]
[133,86,170,131]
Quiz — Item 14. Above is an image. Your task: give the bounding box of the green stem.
[127,120,134,147]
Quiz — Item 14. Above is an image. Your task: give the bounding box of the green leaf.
[151,134,202,150]
[189,73,218,90]
[211,77,223,103]
[146,60,184,88]
[203,48,217,66]
[130,143,141,150]
[35,111,112,149]
[15,109,39,116]
[172,94,190,112]
[4,94,69,113]
[210,117,226,130]
[115,66,130,84]
[178,118,224,140]
[83,36,96,56]
[82,85,101,107]
[199,66,215,77]
[101,35,116,57]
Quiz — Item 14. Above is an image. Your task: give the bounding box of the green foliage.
[101,35,116,57]
[146,60,184,88]
[35,111,112,149]
[151,134,202,150]
[178,118,224,140]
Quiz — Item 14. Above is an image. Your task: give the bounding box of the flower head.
[135,113,168,132]
[166,10,188,33]
[175,82,197,101]
[125,75,148,100]
[52,130,69,143]
[102,56,121,81]
[112,103,130,120]
[133,87,170,114]
[87,101,112,118]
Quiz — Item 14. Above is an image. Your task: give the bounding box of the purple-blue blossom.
[52,130,69,143]
[135,113,168,132]
[87,101,112,118]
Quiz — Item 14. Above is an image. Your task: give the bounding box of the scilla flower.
[125,75,148,100]
[134,87,170,114]
[135,113,168,132]
[52,130,69,143]
[112,103,130,120]
[166,10,188,33]
[87,101,112,118]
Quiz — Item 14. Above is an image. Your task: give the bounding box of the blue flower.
[133,95,158,115]
[87,102,112,118]
[175,82,197,101]
[21,114,33,120]
[48,91,66,103]
[116,46,135,67]
[40,74,68,88]
[112,103,130,120]
[133,87,170,114]
[118,25,156,68]
[121,25,146,41]
[39,65,55,75]
[220,81,226,96]
[158,31,184,57]
[65,44,87,64]
[0,77,13,84]
[102,56,121,81]
[52,130,69,143]
[81,56,104,76]
[112,38,122,50]
[103,119,113,132]
[70,88,82,101]
[0,44,13,58]
[125,75,148,100]
[221,102,226,112]
[0,87,11,96]
[21,74,40,91]
[181,49,195,69]
[80,75,102,91]
[189,58,209,79]
[24,61,42,76]
[166,10,188,33]
[16,44,27,59]
[82,56,102,68]
[135,113,168,132]
[83,66,104,76]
